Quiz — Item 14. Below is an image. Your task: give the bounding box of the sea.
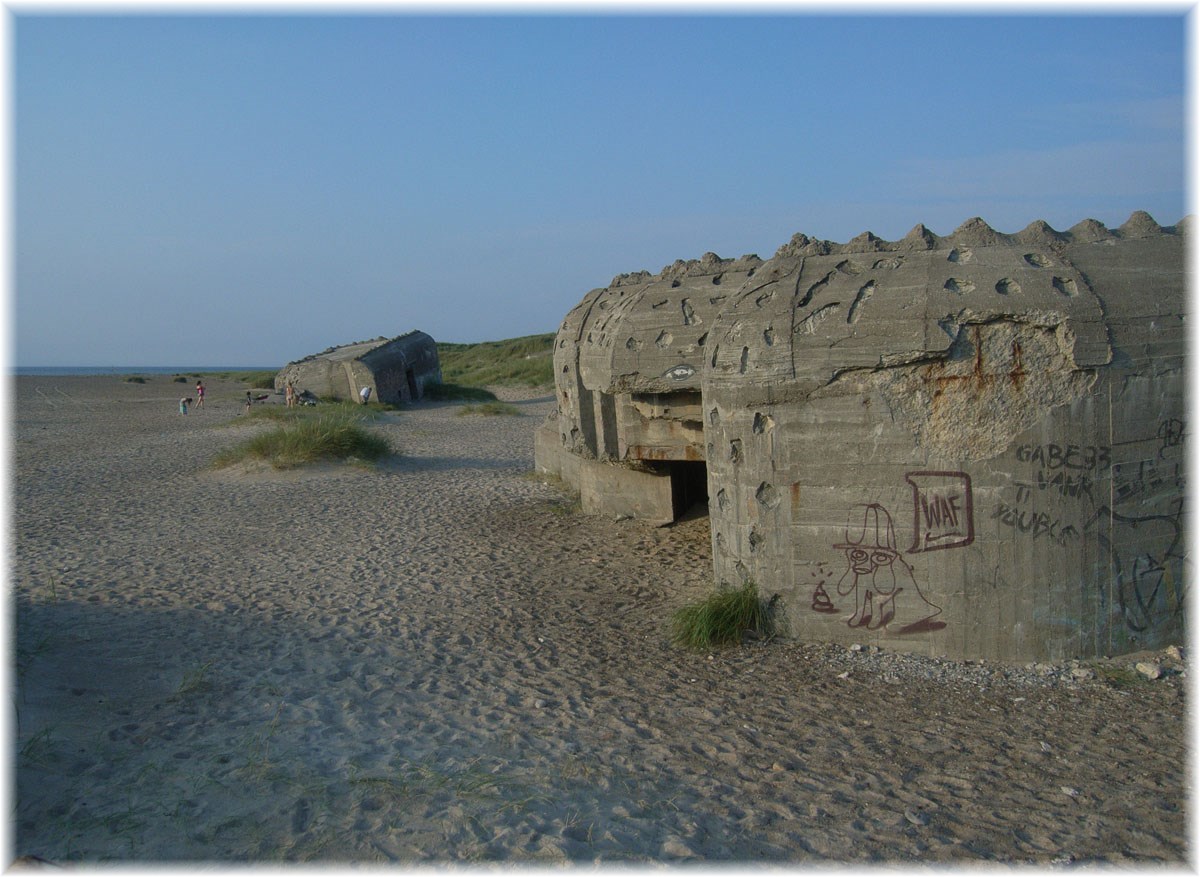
[13,366,275,376]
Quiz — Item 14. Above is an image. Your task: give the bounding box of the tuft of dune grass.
[214,409,393,470]
[670,582,774,650]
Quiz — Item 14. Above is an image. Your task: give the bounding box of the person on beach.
[179,397,189,415]
[195,380,205,410]
[245,391,252,413]
[359,386,372,405]
[285,382,295,408]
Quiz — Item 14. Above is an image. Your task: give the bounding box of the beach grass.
[214,408,393,470]
[456,401,522,417]
[437,333,554,388]
[670,581,774,650]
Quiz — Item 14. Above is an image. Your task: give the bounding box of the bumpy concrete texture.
[275,330,441,404]
[536,212,1186,661]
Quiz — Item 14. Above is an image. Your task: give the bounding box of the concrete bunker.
[537,212,1187,662]
[535,252,765,525]
[275,330,441,405]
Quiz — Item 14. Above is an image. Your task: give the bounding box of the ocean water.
[12,366,275,376]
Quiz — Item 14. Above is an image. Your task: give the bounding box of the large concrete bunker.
[276,330,441,405]
[536,212,1186,661]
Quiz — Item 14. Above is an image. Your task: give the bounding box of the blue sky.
[13,11,1189,367]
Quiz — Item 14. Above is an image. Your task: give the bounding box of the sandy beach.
[10,375,1188,864]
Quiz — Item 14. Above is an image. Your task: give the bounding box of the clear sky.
[12,9,1190,367]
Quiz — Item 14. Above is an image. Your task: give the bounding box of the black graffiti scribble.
[1157,418,1185,460]
[1015,443,1111,471]
[1084,506,1184,633]
[992,501,1079,546]
[1113,459,1183,506]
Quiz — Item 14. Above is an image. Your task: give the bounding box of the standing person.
[359,386,372,405]
[285,382,295,408]
[195,380,205,410]
[245,391,253,413]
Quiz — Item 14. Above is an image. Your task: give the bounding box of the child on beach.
[179,397,189,415]
[245,391,252,413]
[195,380,205,409]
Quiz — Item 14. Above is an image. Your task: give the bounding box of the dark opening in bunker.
[671,461,709,519]
[644,460,709,520]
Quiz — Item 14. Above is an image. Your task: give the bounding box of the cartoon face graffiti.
[832,503,945,634]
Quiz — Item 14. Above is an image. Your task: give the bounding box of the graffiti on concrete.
[991,501,1079,546]
[1015,442,1111,471]
[1113,457,1183,506]
[998,422,1185,634]
[809,565,839,614]
[905,471,973,552]
[1157,418,1184,459]
[830,503,945,634]
[1085,506,1184,633]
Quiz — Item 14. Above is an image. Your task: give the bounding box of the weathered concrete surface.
[275,330,441,404]
[539,211,1187,662]
[551,254,763,463]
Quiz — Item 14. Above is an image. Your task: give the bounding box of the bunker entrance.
[645,459,709,520]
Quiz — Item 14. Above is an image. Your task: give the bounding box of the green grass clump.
[437,333,555,388]
[423,381,499,402]
[122,375,147,383]
[173,375,189,383]
[457,401,522,417]
[670,582,774,650]
[1092,664,1145,689]
[214,410,392,470]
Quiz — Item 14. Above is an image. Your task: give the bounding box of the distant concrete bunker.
[535,212,1186,662]
[276,330,441,404]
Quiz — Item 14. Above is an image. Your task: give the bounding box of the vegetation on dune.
[456,401,522,417]
[670,582,776,650]
[122,376,147,383]
[422,382,498,402]
[437,333,555,388]
[214,407,394,470]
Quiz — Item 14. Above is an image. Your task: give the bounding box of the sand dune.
[11,376,1186,864]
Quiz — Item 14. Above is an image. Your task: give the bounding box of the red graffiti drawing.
[833,503,945,634]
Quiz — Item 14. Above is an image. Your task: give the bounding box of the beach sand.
[11,375,1187,864]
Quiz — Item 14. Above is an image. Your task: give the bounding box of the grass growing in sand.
[214,408,393,470]
[423,381,499,402]
[456,401,522,417]
[671,581,774,650]
[173,661,215,697]
[437,333,554,387]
